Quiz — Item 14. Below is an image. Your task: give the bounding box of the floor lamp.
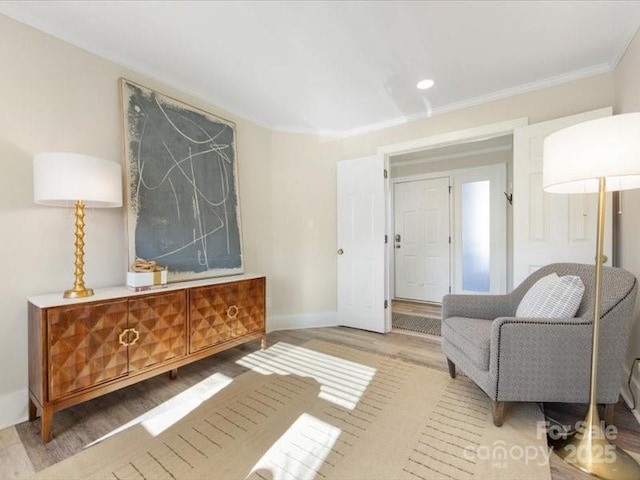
[543,113,640,480]
[33,153,122,298]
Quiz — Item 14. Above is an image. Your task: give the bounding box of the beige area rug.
[32,340,550,480]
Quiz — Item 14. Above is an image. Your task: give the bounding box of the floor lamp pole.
[554,177,640,480]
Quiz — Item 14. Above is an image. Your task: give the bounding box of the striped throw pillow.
[516,273,585,318]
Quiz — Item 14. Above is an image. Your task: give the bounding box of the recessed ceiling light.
[416,79,435,90]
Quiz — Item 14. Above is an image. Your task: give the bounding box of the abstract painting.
[121,79,243,281]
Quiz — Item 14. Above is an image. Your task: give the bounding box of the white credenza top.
[28,273,266,308]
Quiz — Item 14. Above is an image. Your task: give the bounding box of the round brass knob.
[337,248,344,255]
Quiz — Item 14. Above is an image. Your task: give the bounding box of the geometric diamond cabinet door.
[189,278,265,353]
[47,300,129,400]
[233,278,265,336]
[189,283,236,353]
[127,291,187,373]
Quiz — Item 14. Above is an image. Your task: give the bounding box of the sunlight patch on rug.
[249,413,340,480]
[236,342,376,410]
[86,372,233,447]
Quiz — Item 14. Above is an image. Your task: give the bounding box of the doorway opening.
[336,118,526,334]
[388,135,513,333]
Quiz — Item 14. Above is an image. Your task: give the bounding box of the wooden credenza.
[28,274,266,443]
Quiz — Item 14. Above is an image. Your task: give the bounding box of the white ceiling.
[2,1,640,135]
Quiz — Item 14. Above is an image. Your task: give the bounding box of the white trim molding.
[266,311,338,332]
[0,388,28,430]
[391,144,512,168]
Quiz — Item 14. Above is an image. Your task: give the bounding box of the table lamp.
[543,112,640,480]
[33,152,122,298]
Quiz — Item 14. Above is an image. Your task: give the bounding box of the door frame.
[378,117,528,326]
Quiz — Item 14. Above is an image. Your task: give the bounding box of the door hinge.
[448,235,451,244]
[384,300,388,309]
[384,234,388,244]
[449,286,452,294]
[384,169,388,179]
[448,185,452,193]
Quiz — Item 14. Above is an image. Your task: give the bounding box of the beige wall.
[614,27,640,408]
[270,132,340,315]
[0,15,273,427]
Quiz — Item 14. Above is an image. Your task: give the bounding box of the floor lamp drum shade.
[543,112,640,193]
[33,153,122,207]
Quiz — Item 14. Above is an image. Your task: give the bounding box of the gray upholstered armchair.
[442,263,637,427]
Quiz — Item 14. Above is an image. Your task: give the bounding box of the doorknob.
[395,234,401,242]
[395,245,401,249]
[337,248,344,255]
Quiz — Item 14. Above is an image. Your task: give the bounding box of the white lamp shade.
[33,152,122,207]
[543,113,640,194]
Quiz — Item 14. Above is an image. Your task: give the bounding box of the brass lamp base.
[555,443,640,480]
[63,200,95,299]
[551,412,640,480]
[63,286,94,299]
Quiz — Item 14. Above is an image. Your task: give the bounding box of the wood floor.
[392,298,442,317]
[1,326,639,480]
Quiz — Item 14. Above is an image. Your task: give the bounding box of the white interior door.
[513,107,613,286]
[394,177,450,303]
[337,156,386,333]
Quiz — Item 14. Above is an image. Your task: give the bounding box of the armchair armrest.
[489,316,600,403]
[442,293,513,321]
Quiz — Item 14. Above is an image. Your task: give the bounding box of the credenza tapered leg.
[261,334,267,350]
[28,398,37,422]
[170,368,178,380]
[41,406,53,443]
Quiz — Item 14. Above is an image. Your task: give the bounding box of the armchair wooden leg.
[603,403,615,427]
[446,358,456,379]
[492,401,505,427]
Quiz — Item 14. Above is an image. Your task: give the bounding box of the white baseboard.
[0,388,28,430]
[620,363,640,426]
[267,311,338,332]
